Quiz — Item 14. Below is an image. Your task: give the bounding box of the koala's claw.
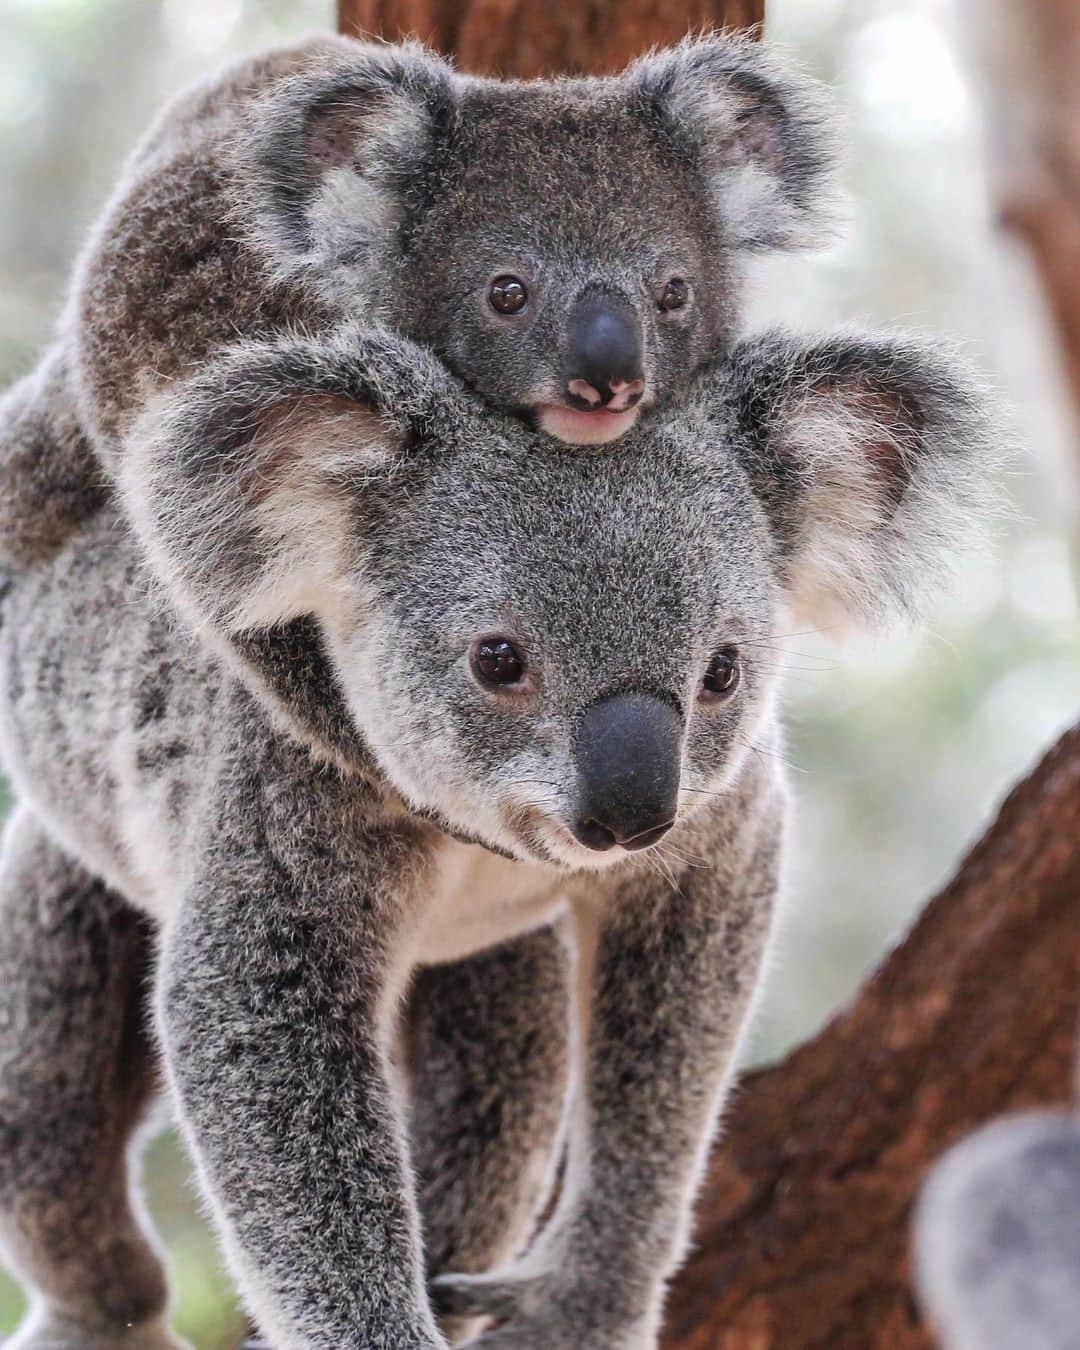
[434,1268,652,1349]
[431,1269,538,1322]
[459,1318,650,1350]
[461,1328,564,1349]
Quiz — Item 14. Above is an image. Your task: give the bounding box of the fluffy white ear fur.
[773,381,930,629]
[629,34,842,251]
[726,330,1001,630]
[119,351,402,639]
[224,394,392,632]
[230,42,453,304]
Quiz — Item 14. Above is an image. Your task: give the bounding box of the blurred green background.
[0,0,1077,1344]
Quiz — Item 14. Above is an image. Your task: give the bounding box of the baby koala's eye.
[471,637,526,688]
[701,647,740,701]
[657,277,689,313]
[489,276,529,316]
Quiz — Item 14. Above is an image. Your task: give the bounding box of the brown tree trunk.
[661,725,1080,1349]
[337,0,764,78]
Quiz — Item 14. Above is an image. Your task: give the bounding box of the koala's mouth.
[536,403,641,447]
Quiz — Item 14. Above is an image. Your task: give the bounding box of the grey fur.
[0,808,170,1349]
[406,929,572,1347]
[0,345,106,572]
[914,1112,1080,1350]
[0,320,994,1346]
[0,31,840,568]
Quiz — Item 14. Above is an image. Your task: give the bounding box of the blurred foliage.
[0,0,1077,1343]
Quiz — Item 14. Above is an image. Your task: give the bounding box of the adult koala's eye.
[701,648,740,701]
[471,637,526,688]
[657,278,689,312]
[489,276,529,315]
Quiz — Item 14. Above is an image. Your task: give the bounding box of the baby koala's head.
[237,35,839,446]
[125,324,992,871]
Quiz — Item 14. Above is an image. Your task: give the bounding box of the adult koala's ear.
[233,41,455,299]
[628,34,840,250]
[119,324,456,637]
[724,330,998,628]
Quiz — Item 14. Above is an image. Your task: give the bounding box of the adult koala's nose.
[572,693,681,853]
[564,290,645,413]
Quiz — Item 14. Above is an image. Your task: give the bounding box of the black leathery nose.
[564,290,644,405]
[573,693,682,852]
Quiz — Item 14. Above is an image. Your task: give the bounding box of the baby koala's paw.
[432,1264,655,1350]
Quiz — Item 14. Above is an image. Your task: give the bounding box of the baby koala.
[0,319,991,1348]
[0,31,838,568]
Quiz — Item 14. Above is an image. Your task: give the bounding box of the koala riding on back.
[0,32,839,571]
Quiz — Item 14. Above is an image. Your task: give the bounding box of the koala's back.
[0,510,225,914]
[71,38,350,456]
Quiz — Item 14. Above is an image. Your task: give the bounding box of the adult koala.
[0,320,991,1348]
[0,30,839,570]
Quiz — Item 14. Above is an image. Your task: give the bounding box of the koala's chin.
[536,403,642,446]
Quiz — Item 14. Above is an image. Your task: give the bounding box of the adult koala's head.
[237,35,839,446]
[124,325,991,870]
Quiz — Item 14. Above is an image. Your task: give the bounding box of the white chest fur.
[414,836,567,966]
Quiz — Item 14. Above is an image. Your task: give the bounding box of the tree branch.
[662,725,1080,1348]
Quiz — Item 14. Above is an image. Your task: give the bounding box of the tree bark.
[661,725,1080,1349]
[337,0,764,78]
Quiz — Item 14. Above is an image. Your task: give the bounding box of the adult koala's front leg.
[157,724,446,1350]
[435,793,781,1349]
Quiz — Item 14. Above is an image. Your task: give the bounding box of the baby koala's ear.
[234,41,455,296]
[725,330,998,629]
[626,34,840,251]
[119,325,452,636]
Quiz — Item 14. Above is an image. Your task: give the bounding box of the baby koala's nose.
[564,290,645,412]
[566,376,645,413]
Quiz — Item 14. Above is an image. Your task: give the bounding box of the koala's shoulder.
[72,39,356,449]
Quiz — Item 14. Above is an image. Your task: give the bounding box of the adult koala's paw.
[433,1267,654,1349]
